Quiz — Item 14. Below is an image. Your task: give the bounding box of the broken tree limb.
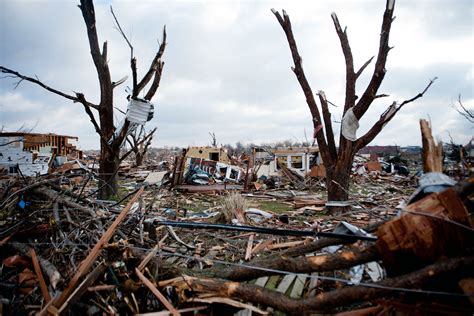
[271,8,332,166]
[275,237,351,258]
[210,245,378,281]
[172,256,474,314]
[420,119,443,173]
[33,186,97,217]
[41,187,144,314]
[354,78,437,152]
[0,66,99,110]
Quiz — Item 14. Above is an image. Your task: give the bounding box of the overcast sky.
[1,0,472,149]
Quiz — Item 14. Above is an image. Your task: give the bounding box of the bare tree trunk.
[98,145,119,199]
[272,2,434,214]
[326,170,349,205]
[326,152,354,213]
[1,1,166,200]
[135,152,144,166]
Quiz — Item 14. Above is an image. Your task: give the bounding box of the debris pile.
[1,164,472,315]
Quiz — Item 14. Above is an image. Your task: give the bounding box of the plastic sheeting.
[341,108,359,141]
[126,99,154,124]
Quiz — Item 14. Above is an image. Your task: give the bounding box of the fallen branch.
[172,256,474,314]
[211,245,378,281]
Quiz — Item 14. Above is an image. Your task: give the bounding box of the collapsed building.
[254,146,320,178]
[171,146,243,186]
[0,132,81,176]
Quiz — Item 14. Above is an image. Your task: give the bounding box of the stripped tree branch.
[355,77,437,151]
[144,62,165,101]
[318,91,338,160]
[121,127,156,163]
[353,0,396,120]
[110,6,137,93]
[331,12,356,114]
[452,94,474,123]
[355,56,375,79]
[135,26,167,98]
[0,66,99,110]
[272,9,332,166]
[79,0,113,108]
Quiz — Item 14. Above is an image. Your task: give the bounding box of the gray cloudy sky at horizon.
[1,0,472,150]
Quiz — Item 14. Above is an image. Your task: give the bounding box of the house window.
[229,168,239,180]
[275,156,287,170]
[9,166,18,173]
[290,156,304,170]
[209,152,219,161]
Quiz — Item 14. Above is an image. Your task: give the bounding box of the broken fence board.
[244,234,254,261]
[289,274,307,298]
[306,273,319,297]
[254,276,269,287]
[276,274,296,294]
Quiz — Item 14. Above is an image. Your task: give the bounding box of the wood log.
[212,245,378,281]
[171,256,474,314]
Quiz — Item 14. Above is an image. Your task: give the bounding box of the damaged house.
[172,146,243,186]
[0,132,81,176]
[256,146,321,178]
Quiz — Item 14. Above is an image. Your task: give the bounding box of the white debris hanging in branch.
[127,98,154,125]
[341,108,359,141]
[109,98,155,146]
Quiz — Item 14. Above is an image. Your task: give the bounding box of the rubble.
[1,125,473,314]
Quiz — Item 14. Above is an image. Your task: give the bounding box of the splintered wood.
[376,187,473,276]
[420,119,443,173]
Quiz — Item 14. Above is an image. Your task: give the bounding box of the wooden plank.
[244,234,254,261]
[290,274,307,298]
[251,238,274,254]
[265,275,281,290]
[137,245,159,272]
[30,248,51,303]
[254,276,269,287]
[306,273,319,297]
[57,263,106,314]
[267,240,305,250]
[275,275,296,294]
[135,268,179,316]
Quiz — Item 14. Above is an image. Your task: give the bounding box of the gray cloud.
[1,0,472,149]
